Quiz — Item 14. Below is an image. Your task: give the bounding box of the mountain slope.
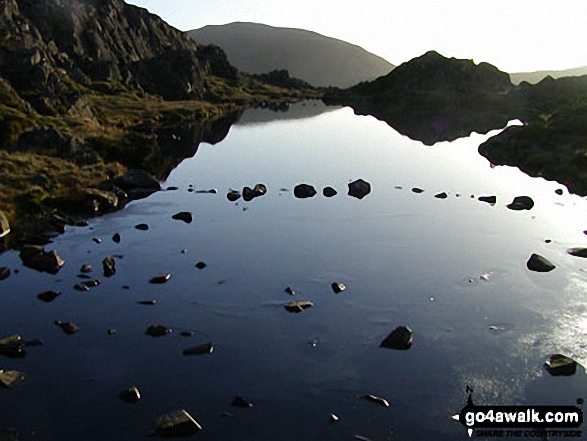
[510,65,587,85]
[188,22,394,88]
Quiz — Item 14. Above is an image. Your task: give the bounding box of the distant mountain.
[188,22,394,88]
[510,66,587,85]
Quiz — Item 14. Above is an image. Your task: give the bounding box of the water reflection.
[0,102,586,440]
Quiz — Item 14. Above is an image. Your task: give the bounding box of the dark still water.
[1,102,586,440]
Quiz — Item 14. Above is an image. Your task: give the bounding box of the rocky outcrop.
[0,0,237,115]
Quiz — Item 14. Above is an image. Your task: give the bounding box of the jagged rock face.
[0,0,237,113]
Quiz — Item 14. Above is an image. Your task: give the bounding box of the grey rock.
[19,245,64,274]
[83,188,118,213]
[380,326,413,350]
[507,196,534,211]
[526,253,555,272]
[0,210,11,238]
[294,184,317,199]
[545,354,577,376]
[348,179,371,199]
[154,409,202,438]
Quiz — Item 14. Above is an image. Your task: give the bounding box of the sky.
[125,0,587,73]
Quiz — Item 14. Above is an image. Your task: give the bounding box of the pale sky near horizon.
[125,0,587,73]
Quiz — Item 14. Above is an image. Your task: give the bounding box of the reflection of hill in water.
[236,100,341,126]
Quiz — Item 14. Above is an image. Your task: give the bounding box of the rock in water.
[253,184,267,197]
[0,210,10,238]
[348,179,371,199]
[155,409,202,437]
[526,254,555,272]
[37,290,61,302]
[331,282,346,293]
[567,248,587,258]
[118,386,141,403]
[362,394,390,407]
[145,324,172,337]
[544,354,577,376]
[284,300,314,313]
[112,233,121,243]
[478,195,497,205]
[150,274,171,284]
[135,223,149,231]
[507,196,534,211]
[227,190,241,202]
[115,169,160,192]
[434,192,448,199]
[0,267,10,281]
[294,184,317,199]
[0,334,26,358]
[380,326,413,350]
[242,187,255,201]
[323,187,337,197]
[19,245,64,274]
[195,262,206,270]
[54,321,80,335]
[102,257,116,277]
[172,212,193,224]
[182,342,213,356]
[0,370,24,388]
[231,395,253,408]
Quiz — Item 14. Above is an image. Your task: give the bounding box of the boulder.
[284,300,314,313]
[380,326,413,350]
[526,254,555,272]
[507,196,534,211]
[0,210,10,238]
[0,370,24,388]
[114,169,161,193]
[83,188,118,213]
[19,245,64,274]
[253,184,267,197]
[227,190,241,202]
[154,409,202,438]
[567,248,587,258]
[331,282,346,293]
[348,179,371,199]
[544,354,577,376]
[294,184,317,199]
[242,186,255,201]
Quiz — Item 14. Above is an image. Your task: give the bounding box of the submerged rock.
[284,300,314,313]
[507,196,534,211]
[54,321,80,335]
[19,245,64,274]
[0,334,26,358]
[150,274,171,284]
[362,394,390,407]
[0,370,24,388]
[231,395,253,408]
[172,212,193,224]
[145,324,172,337]
[37,290,61,302]
[348,179,371,199]
[294,184,317,199]
[323,187,338,197]
[227,190,241,202]
[154,409,202,437]
[0,210,10,238]
[380,326,413,350]
[526,254,555,272]
[183,342,213,356]
[102,257,116,278]
[0,267,10,281]
[118,386,141,403]
[545,354,577,376]
[478,195,497,205]
[331,282,346,293]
